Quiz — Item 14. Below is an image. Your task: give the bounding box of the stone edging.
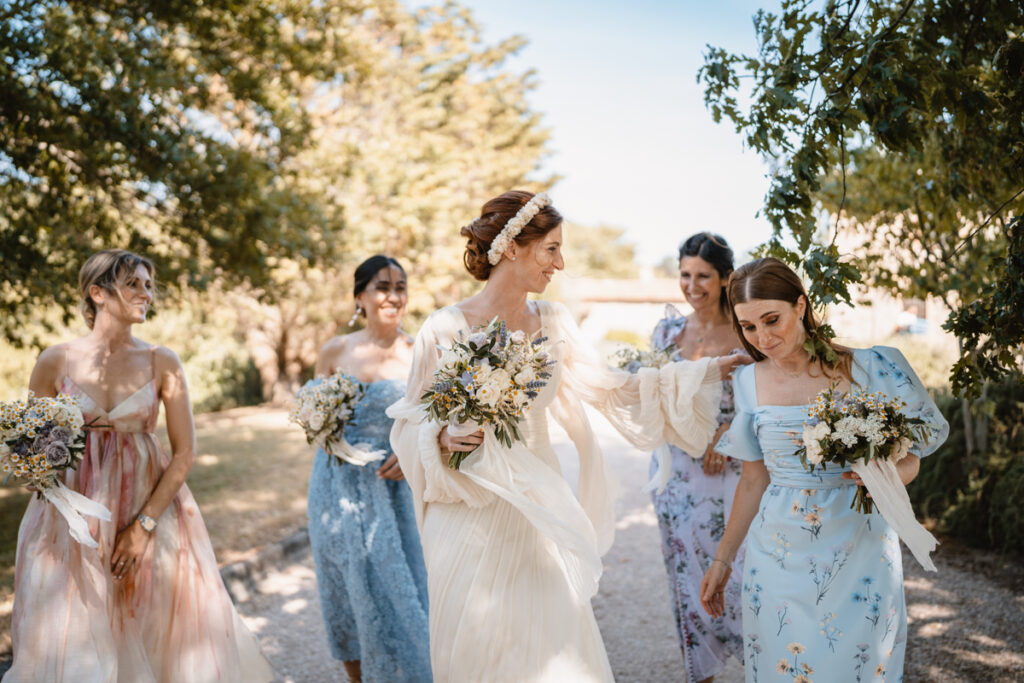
[220,527,312,603]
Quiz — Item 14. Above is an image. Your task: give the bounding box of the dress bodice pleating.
[61,376,160,435]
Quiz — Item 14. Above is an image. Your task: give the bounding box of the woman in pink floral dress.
[5,250,272,683]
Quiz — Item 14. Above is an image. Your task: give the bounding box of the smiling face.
[679,255,725,312]
[355,265,407,326]
[733,296,807,361]
[507,225,565,293]
[90,263,154,325]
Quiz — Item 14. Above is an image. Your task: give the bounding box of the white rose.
[489,368,512,391]
[468,332,489,347]
[514,366,537,386]
[308,412,325,431]
[805,441,824,465]
[475,382,501,408]
[509,330,526,345]
[440,347,462,372]
[803,421,830,446]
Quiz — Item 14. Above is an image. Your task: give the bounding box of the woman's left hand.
[703,423,731,476]
[840,470,870,496]
[110,520,151,581]
[377,453,405,481]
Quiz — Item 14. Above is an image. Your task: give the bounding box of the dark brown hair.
[460,190,563,281]
[678,232,734,315]
[727,257,851,378]
[78,249,156,329]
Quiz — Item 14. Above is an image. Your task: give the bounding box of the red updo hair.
[460,190,563,281]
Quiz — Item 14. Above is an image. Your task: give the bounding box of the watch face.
[139,515,156,532]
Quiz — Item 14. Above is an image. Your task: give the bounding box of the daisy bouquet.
[0,392,111,547]
[797,384,930,514]
[291,372,386,466]
[422,317,554,469]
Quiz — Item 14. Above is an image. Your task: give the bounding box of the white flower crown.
[486,193,553,266]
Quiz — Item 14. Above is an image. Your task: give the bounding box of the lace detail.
[306,380,432,680]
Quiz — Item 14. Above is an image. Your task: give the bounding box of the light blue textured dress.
[307,380,432,682]
[647,306,745,680]
[715,346,948,683]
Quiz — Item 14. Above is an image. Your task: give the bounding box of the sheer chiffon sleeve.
[386,309,494,528]
[546,301,722,456]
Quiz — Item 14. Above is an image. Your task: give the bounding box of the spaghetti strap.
[149,345,157,383]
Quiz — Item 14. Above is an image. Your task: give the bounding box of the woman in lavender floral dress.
[649,233,745,683]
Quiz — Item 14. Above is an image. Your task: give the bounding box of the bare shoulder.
[34,343,67,373]
[151,345,184,374]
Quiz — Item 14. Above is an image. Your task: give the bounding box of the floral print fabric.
[648,305,745,681]
[716,346,949,682]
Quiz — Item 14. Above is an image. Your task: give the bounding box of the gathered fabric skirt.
[5,429,272,683]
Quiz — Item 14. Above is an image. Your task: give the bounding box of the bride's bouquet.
[291,372,386,466]
[0,392,111,548]
[797,384,930,514]
[422,317,554,469]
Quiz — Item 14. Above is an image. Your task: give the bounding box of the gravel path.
[236,409,1023,682]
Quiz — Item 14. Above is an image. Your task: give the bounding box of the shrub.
[908,377,1024,556]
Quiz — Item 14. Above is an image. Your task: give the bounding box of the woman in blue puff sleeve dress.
[700,258,948,683]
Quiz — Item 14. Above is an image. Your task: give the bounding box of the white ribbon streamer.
[330,439,387,467]
[849,458,938,571]
[642,443,672,494]
[41,482,112,548]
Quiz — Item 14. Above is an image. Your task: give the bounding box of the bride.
[387,190,749,681]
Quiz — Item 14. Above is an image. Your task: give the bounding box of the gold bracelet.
[711,558,730,567]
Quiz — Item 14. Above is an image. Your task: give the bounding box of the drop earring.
[348,306,362,326]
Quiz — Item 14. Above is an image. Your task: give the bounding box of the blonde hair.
[78,250,156,329]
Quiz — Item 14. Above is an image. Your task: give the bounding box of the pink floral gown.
[5,348,272,683]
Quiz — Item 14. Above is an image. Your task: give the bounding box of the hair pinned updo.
[460,190,563,281]
[78,249,156,329]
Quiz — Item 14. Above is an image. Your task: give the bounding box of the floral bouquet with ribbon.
[0,393,111,548]
[797,383,939,569]
[291,372,386,466]
[422,317,554,469]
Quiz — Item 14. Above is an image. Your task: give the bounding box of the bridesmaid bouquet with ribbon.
[0,392,111,548]
[797,383,940,570]
[291,372,387,466]
[422,317,554,469]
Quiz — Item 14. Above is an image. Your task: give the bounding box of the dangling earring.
[348,306,362,326]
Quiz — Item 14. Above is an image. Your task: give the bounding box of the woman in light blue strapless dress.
[306,256,431,683]
[700,258,948,683]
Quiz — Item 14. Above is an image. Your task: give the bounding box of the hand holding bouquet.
[422,317,553,469]
[797,384,928,514]
[291,372,386,466]
[797,383,939,570]
[0,393,111,547]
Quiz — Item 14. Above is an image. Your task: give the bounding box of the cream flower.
[786,642,806,654]
[475,382,501,408]
[514,366,537,386]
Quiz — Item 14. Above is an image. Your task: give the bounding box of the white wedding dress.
[387,301,722,682]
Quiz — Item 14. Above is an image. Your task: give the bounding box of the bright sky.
[430,0,781,266]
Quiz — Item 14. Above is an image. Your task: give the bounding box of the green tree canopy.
[0,0,366,342]
[700,0,1024,397]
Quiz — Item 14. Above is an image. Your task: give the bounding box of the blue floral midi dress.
[307,379,432,682]
[715,346,948,682]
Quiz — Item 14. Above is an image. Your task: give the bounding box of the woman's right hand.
[438,426,483,461]
[699,559,732,618]
[715,351,753,378]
